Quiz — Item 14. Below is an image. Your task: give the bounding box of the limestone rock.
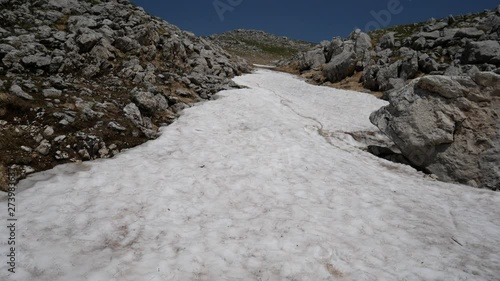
[412,37,427,50]
[43,88,62,97]
[423,22,448,32]
[108,121,126,132]
[376,62,400,91]
[416,76,466,99]
[454,28,485,39]
[418,53,439,73]
[76,28,103,53]
[21,54,51,68]
[36,140,51,155]
[322,50,357,83]
[370,73,500,189]
[43,126,55,137]
[379,32,395,49]
[349,29,372,56]
[462,40,500,64]
[9,85,33,100]
[299,48,326,71]
[131,90,168,114]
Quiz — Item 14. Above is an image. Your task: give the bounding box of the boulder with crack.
[322,49,357,83]
[370,72,500,190]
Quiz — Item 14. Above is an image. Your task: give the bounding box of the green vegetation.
[369,22,424,46]
[368,9,490,46]
[238,39,300,58]
[52,14,70,31]
[210,31,316,64]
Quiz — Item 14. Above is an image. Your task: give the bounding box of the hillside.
[207,29,316,65]
[279,6,500,94]
[0,0,249,190]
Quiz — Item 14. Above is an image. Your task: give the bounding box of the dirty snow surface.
[2,70,500,281]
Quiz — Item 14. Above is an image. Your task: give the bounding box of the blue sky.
[131,0,499,42]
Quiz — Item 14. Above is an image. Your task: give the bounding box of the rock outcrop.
[462,40,500,64]
[0,0,249,190]
[279,29,373,83]
[322,48,357,83]
[370,72,500,190]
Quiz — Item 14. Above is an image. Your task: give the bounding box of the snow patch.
[1,70,499,281]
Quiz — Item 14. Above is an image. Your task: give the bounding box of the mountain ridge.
[207,29,316,65]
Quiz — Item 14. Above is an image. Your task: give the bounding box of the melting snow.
[1,70,500,281]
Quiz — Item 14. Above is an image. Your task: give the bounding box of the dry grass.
[273,68,384,98]
[53,15,69,31]
[275,63,301,75]
[324,72,383,98]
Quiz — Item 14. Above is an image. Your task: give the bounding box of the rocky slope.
[207,29,316,65]
[0,0,250,190]
[279,7,500,93]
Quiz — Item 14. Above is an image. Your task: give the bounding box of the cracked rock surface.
[370,72,500,190]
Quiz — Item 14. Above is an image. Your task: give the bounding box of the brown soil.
[0,73,200,191]
[275,65,383,98]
